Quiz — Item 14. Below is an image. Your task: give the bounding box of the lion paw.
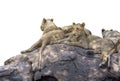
[99,62,107,69]
[21,50,31,54]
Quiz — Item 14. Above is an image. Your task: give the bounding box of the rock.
[1,44,120,81]
[0,62,32,81]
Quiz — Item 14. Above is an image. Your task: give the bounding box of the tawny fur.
[99,29,120,68]
[53,22,89,49]
[21,18,65,71]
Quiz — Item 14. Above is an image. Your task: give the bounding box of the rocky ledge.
[0,44,120,81]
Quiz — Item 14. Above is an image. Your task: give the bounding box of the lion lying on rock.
[52,22,90,49]
[21,18,65,71]
[21,18,120,71]
[99,29,120,69]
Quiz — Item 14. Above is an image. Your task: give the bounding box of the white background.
[0,0,120,66]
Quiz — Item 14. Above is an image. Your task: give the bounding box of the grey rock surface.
[0,44,120,81]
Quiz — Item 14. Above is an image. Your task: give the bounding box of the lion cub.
[53,22,89,49]
[61,22,92,38]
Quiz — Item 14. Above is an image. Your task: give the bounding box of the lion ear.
[72,22,75,25]
[43,18,46,23]
[102,28,105,32]
[79,23,85,29]
[51,19,53,22]
[81,22,85,27]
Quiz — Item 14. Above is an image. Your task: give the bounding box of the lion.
[52,22,89,49]
[21,18,64,53]
[87,35,115,69]
[84,29,117,69]
[61,22,92,37]
[99,29,120,68]
[21,18,65,71]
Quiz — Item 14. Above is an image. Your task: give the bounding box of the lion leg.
[107,49,115,69]
[99,52,108,68]
[21,38,42,54]
[32,39,48,71]
[38,40,48,70]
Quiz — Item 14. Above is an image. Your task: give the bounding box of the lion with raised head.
[53,22,89,49]
[21,18,65,71]
[87,29,118,68]
[21,18,64,53]
[99,29,120,68]
[61,22,92,38]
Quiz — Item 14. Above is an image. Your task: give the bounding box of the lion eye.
[73,34,77,36]
[76,28,79,30]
